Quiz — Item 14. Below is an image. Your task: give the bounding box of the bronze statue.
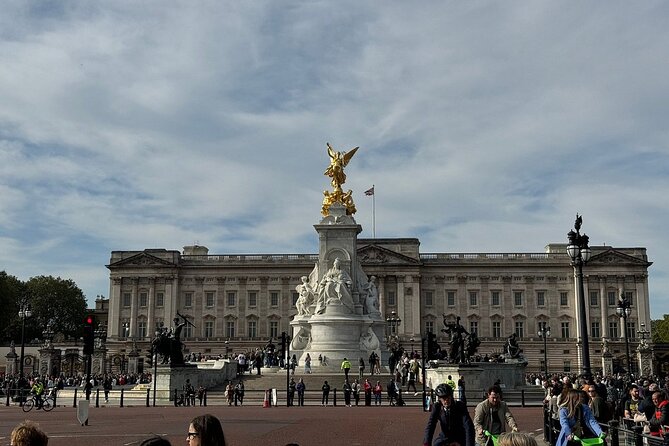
[322,143,359,216]
[151,315,190,366]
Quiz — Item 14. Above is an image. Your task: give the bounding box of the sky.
[1,2,668,317]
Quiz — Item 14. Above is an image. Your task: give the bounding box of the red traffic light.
[85,315,94,325]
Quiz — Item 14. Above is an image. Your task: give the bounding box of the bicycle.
[572,434,606,446]
[22,394,54,412]
[484,430,500,446]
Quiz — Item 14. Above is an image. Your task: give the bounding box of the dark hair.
[140,436,172,446]
[190,414,226,446]
[488,385,502,395]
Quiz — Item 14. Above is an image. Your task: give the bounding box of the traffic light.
[83,315,95,355]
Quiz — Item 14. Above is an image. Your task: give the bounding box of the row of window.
[120,319,283,340]
[423,319,638,339]
[121,290,290,309]
[424,290,634,308]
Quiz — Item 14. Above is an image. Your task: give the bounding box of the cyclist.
[424,383,474,446]
[31,379,45,409]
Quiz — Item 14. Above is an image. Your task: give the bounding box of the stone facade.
[105,239,652,375]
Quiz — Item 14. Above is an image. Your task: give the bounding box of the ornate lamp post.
[567,214,592,378]
[225,339,230,359]
[538,325,551,376]
[18,299,32,378]
[386,311,402,368]
[616,295,632,377]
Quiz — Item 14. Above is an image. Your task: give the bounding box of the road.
[0,404,546,446]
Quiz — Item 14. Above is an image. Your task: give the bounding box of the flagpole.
[372,184,376,239]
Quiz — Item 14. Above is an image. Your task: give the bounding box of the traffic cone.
[263,390,270,408]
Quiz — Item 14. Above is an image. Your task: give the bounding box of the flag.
[364,186,374,196]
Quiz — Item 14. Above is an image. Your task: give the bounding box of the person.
[556,389,603,446]
[296,378,306,407]
[184,379,195,406]
[624,384,641,420]
[369,351,377,376]
[387,378,398,406]
[343,379,352,407]
[639,383,659,421]
[423,383,475,446]
[321,380,331,406]
[457,376,466,404]
[290,354,298,375]
[225,382,234,406]
[187,414,226,446]
[358,357,365,380]
[140,436,172,446]
[31,378,45,409]
[234,380,245,406]
[304,353,312,374]
[341,357,352,380]
[352,379,361,406]
[497,432,538,446]
[373,380,383,406]
[648,391,669,437]
[197,386,205,406]
[445,375,456,392]
[585,385,610,425]
[288,377,296,406]
[474,385,519,446]
[103,375,112,403]
[10,421,49,446]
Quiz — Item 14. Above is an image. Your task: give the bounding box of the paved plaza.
[0,404,546,446]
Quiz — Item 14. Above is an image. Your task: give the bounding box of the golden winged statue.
[322,143,359,216]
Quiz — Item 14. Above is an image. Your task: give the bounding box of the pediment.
[108,252,177,268]
[357,245,420,265]
[589,249,651,266]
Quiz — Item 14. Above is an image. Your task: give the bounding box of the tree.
[0,271,25,341]
[24,276,88,340]
[652,316,669,344]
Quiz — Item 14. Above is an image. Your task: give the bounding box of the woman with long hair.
[187,414,226,446]
[556,389,603,446]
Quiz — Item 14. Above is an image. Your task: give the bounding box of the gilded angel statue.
[324,143,358,190]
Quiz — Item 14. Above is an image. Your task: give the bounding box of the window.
[425,321,434,334]
[491,291,500,306]
[184,292,193,308]
[123,293,131,307]
[608,321,619,339]
[425,291,433,307]
[270,321,279,339]
[514,291,523,306]
[205,292,214,308]
[204,321,214,339]
[137,321,147,339]
[292,292,299,306]
[537,291,545,307]
[591,321,600,338]
[564,360,571,373]
[139,292,148,308]
[626,322,636,339]
[226,321,235,338]
[248,291,257,307]
[515,321,524,338]
[227,292,236,307]
[387,290,396,306]
[270,292,279,307]
[183,323,193,339]
[469,291,478,306]
[446,291,455,307]
[624,291,634,302]
[470,321,478,334]
[492,321,501,338]
[248,320,257,339]
[156,292,164,308]
[560,292,568,306]
[561,322,570,339]
[608,291,617,306]
[538,320,549,332]
[590,291,599,307]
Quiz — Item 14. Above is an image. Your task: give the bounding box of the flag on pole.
[364,186,375,196]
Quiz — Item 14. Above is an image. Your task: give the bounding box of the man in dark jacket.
[423,383,474,446]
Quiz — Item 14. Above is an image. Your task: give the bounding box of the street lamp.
[225,339,230,359]
[18,299,32,378]
[410,337,415,358]
[567,214,592,378]
[386,311,402,370]
[538,325,551,377]
[616,294,632,377]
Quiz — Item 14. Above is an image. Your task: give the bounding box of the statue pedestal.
[155,364,200,401]
[425,361,527,391]
[602,352,613,376]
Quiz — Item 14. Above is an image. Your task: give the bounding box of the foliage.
[0,271,25,340]
[24,276,88,339]
[651,316,669,344]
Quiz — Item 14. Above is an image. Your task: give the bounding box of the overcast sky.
[1,2,668,317]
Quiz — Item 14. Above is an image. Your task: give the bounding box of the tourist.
[648,391,669,437]
[497,432,537,446]
[234,380,244,406]
[457,376,466,404]
[296,378,306,406]
[556,389,603,446]
[288,377,296,406]
[373,380,383,406]
[358,357,365,380]
[321,380,331,406]
[10,421,49,446]
[387,378,398,406]
[474,385,518,446]
[187,414,226,446]
[304,353,312,374]
[343,379,352,407]
[225,382,234,406]
[197,386,205,406]
[369,352,377,376]
[585,385,610,425]
[423,383,474,446]
[341,357,352,380]
[352,379,361,406]
[624,384,641,420]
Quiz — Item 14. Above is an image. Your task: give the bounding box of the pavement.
[0,403,549,446]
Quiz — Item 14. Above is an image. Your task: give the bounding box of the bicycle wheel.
[22,398,34,412]
[42,399,54,411]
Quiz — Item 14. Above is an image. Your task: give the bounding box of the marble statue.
[359,326,381,352]
[363,276,380,315]
[291,326,312,350]
[315,258,355,314]
[295,276,315,316]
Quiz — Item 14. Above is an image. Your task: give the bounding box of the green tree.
[0,271,25,341]
[652,316,669,343]
[24,275,88,340]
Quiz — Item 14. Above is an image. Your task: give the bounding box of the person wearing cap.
[474,385,518,446]
[423,383,474,446]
